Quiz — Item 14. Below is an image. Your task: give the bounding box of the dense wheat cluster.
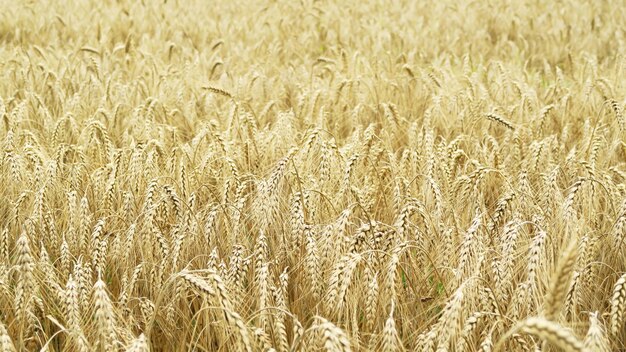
[1,0,626,351]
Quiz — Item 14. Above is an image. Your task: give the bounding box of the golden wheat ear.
[496,317,585,352]
[202,86,234,99]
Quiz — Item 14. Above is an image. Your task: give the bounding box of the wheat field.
[0,0,625,351]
